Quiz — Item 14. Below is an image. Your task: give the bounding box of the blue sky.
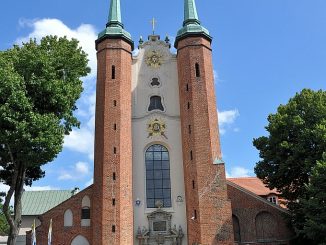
[1,0,325,191]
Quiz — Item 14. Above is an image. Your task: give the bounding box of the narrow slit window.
[186,84,189,91]
[114,124,117,130]
[192,180,195,189]
[113,100,117,107]
[194,210,197,219]
[112,225,116,233]
[113,172,116,180]
[148,96,164,111]
[112,65,116,79]
[114,147,117,154]
[188,125,191,134]
[187,102,190,109]
[195,63,200,77]
[112,198,116,206]
[190,151,193,160]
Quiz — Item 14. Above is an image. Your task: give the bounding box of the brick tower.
[175,0,234,244]
[92,0,134,244]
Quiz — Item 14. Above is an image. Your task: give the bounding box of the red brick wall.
[227,182,295,245]
[93,38,133,245]
[176,36,234,245]
[26,187,93,245]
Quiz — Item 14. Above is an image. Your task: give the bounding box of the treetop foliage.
[254,89,326,201]
[0,36,90,185]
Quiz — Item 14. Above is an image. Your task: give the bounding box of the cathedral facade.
[27,0,295,244]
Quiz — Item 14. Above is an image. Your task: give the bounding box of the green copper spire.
[107,0,122,27]
[175,0,211,48]
[183,0,199,26]
[97,0,134,49]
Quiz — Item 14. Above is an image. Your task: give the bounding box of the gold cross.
[150,17,157,35]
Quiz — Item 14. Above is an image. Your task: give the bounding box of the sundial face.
[145,50,163,68]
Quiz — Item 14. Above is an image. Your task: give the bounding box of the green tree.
[298,154,326,244]
[253,89,326,242]
[0,204,9,236]
[0,36,90,245]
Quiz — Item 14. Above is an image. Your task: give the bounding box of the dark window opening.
[145,144,172,208]
[114,124,117,130]
[186,84,189,91]
[112,65,116,79]
[112,198,116,206]
[113,100,117,107]
[81,207,90,219]
[113,172,116,180]
[192,180,195,189]
[151,78,160,87]
[195,63,200,77]
[187,102,190,109]
[114,147,117,154]
[188,125,191,134]
[194,210,197,219]
[148,96,164,111]
[190,151,193,160]
[112,225,116,233]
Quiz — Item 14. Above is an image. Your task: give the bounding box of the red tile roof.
[227,177,280,196]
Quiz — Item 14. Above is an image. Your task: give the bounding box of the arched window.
[64,209,73,227]
[232,215,241,243]
[145,144,171,208]
[255,211,278,241]
[81,196,91,227]
[71,235,90,245]
[148,96,164,111]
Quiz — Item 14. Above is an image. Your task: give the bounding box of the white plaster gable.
[132,35,179,119]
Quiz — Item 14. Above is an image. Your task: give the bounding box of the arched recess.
[71,235,90,245]
[232,215,241,243]
[81,195,91,226]
[255,211,278,241]
[82,195,91,207]
[64,209,73,227]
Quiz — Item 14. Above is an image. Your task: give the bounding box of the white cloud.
[58,161,90,180]
[75,162,89,175]
[213,70,218,81]
[16,18,98,79]
[64,127,94,159]
[218,109,240,135]
[226,166,254,178]
[0,183,9,194]
[16,18,98,160]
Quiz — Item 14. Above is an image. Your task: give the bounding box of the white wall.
[132,36,188,244]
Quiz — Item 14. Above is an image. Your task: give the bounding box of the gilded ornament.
[147,118,167,139]
[145,50,163,68]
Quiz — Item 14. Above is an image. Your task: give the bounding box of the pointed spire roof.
[175,0,211,48]
[107,0,122,27]
[97,0,134,49]
[183,0,199,26]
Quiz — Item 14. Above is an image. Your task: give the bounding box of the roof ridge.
[226,180,289,214]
